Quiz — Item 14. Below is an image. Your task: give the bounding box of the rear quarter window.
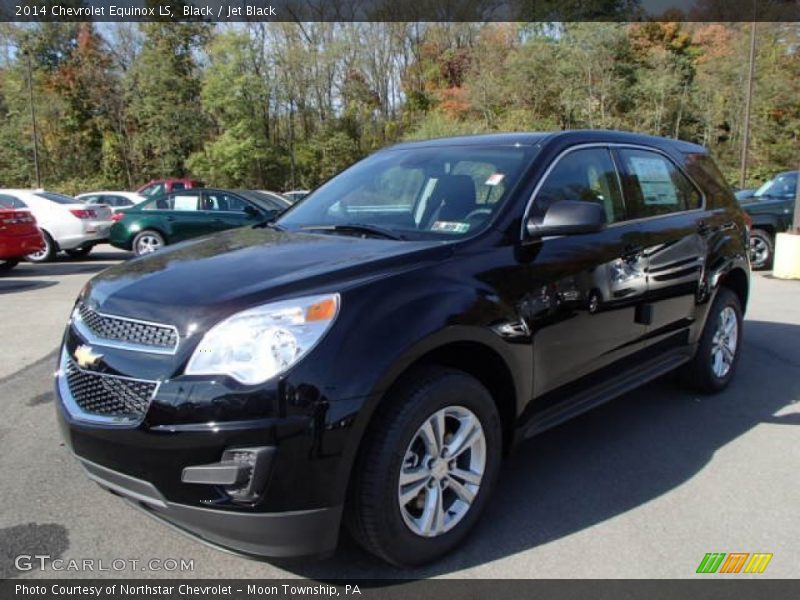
[682,153,736,209]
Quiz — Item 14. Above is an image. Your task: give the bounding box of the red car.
[135,178,204,198]
[0,195,44,272]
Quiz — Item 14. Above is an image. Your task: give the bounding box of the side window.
[171,182,186,192]
[172,193,199,211]
[533,148,625,224]
[617,149,702,219]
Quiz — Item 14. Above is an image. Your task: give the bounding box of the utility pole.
[23,49,41,189]
[739,20,757,189]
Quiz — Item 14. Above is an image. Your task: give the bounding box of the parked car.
[136,178,204,198]
[734,188,756,202]
[283,189,310,203]
[109,188,286,256]
[737,170,797,269]
[0,190,113,262]
[0,194,44,271]
[57,131,749,566]
[254,190,292,210]
[77,191,145,213]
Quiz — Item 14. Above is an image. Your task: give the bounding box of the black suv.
[56,131,749,566]
[737,171,797,269]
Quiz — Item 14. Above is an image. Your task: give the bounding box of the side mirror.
[526,200,607,238]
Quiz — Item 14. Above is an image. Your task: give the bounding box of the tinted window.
[532,147,625,224]
[0,194,27,209]
[617,149,701,218]
[172,182,186,191]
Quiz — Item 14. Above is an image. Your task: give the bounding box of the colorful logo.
[696,552,773,574]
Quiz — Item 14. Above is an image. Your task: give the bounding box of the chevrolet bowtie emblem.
[74,344,103,369]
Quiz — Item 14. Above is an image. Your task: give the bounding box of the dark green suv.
[110,188,289,256]
[738,171,797,269]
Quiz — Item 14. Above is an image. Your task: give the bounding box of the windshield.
[277,145,538,240]
[754,172,797,199]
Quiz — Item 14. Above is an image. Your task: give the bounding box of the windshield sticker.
[628,157,678,206]
[432,221,470,234]
[485,173,505,186]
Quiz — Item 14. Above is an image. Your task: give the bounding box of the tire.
[132,230,165,256]
[749,229,773,270]
[346,366,502,566]
[0,259,19,272]
[679,287,743,393]
[65,244,93,259]
[25,230,56,263]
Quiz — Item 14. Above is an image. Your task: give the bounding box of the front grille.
[64,357,157,421]
[77,303,178,351]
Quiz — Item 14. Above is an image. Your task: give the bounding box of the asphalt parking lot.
[0,248,798,579]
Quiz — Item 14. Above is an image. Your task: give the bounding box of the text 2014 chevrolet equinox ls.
[56,131,750,566]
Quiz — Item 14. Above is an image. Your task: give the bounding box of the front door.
[521,146,649,396]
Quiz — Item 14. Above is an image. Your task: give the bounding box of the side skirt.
[520,347,692,440]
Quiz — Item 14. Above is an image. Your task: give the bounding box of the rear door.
[160,190,211,242]
[613,147,706,349]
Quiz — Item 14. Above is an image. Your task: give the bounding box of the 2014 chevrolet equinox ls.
[56,131,749,566]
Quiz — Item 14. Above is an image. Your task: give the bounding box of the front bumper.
[77,457,342,558]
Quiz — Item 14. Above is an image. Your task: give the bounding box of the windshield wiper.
[300,223,404,240]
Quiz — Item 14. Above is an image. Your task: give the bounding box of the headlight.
[185,293,340,385]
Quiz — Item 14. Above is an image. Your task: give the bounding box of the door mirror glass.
[526,200,607,238]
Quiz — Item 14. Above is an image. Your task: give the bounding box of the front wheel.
[679,287,743,393]
[132,230,165,256]
[346,366,502,566]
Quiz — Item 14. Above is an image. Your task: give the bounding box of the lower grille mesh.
[65,358,156,420]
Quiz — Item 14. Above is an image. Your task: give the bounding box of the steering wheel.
[463,208,492,222]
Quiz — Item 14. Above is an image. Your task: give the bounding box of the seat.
[421,175,477,229]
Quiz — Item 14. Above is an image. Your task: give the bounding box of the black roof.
[387,129,706,154]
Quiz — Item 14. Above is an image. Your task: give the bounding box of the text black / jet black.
[56,130,750,566]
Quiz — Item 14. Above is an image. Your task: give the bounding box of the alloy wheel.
[710,306,738,379]
[397,405,486,538]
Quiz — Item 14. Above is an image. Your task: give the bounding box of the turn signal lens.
[306,297,338,322]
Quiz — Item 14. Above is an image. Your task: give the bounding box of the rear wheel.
[749,229,773,270]
[132,230,165,256]
[0,259,19,272]
[65,244,93,259]
[346,366,502,566]
[25,231,56,263]
[679,288,743,393]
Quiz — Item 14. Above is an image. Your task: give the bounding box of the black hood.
[85,227,450,333]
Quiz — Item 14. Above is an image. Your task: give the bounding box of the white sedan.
[76,191,145,213]
[0,189,114,262]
